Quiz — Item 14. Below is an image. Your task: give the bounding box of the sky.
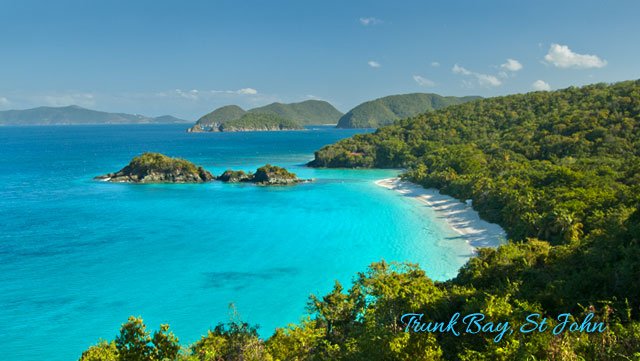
[1,0,639,120]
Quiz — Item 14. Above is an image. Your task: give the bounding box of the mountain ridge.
[336,93,481,128]
[189,100,342,132]
[0,105,189,125]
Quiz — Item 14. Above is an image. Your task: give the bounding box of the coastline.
[375,177,506,250]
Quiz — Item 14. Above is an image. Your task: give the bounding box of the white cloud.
[359,17,382,26]
[476,74,502,87]
[544,44,607,69]
[431,61,440,67]
[368,60,381,68]
[304,94,324,100]
[532,80,551,91]
[0,96,9,108]
[500,58,523,72]
[175,89,199,100]
[174,88,258,99]
[413,75,436,87]
[452,64,502,87]
[452,64,472,75]
[236,88,257,95]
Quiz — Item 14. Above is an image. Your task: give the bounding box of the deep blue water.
[0,124,473,360]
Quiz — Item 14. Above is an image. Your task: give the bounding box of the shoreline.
[375,177,506,251]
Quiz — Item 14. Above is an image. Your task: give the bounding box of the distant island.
[336,93,481,128]
[187,99,342,132]
[186,93,483,132]
[96,152,307,185]
[0,105,189,126]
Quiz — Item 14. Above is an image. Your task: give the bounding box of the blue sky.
[1,0,639,119]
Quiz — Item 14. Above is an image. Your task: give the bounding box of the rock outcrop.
[216,164,309,185]
[95,152,214,183]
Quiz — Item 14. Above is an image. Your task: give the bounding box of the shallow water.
[0,124,473,360]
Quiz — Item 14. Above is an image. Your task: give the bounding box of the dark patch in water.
[6,237,115,261]
[203,267,296,290]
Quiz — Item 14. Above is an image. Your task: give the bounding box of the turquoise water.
[0,125,473,360]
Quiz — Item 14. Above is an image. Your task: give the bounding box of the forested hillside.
[249,100,343,125]
[81,81,640,360]
[336,93,480,128]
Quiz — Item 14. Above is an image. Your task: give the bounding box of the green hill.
[248,100,343,125]
[220,113,303,131]
[336,93,480,128]
[0,105,189,125]
[191,105,246,131]
[188,100,343,132]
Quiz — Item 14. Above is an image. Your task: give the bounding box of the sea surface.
[0,124,474,360]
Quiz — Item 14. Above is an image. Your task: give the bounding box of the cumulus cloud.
[0,96,10,108]
[368,60,381,68]
[431,61,440,67]
[476,74,502,87]
[304,94,324,100]
[452,64,502,87]
[175,89,199,100]
[173,88,258,99]
[544,44,607,69]
[413,75,436,87]
[532,80,551,91]
[501,58,523,72]
[359,17,382,26]
[236,88,258,95]
[452,64,472,75]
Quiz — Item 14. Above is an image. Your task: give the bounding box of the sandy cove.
[375,177,507,250]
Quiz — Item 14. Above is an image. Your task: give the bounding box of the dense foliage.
[217,164,302,185]
[249,100,343,125]
[220,113,304,131]
[313,81,640,243]
[195,105,247,127]
[253,164,298,183]
[336,93,480,128]
[95,152,214,183]
[127,152,200,175]
[82,81,640,360]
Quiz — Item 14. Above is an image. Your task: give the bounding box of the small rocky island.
[95,152,214,183]
[217,164,309,185]
[95,153,308,185]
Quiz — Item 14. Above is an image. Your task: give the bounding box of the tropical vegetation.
[336,93,480,128]
[82,80,640,360]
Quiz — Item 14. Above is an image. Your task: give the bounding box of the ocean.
[0,124,474,360]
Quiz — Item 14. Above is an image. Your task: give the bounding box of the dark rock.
[216,164,310,185]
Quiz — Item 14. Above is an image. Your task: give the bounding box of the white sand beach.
[375,177,507,250]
